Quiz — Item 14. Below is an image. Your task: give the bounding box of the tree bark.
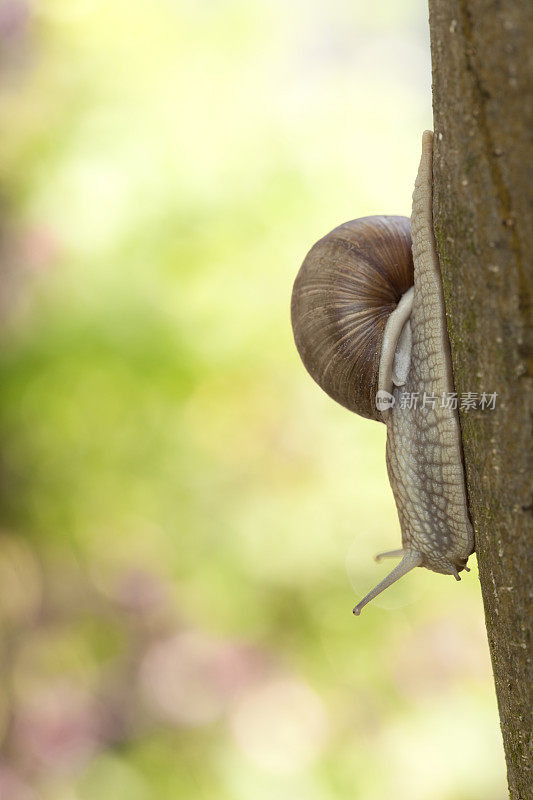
[428,2,532,797]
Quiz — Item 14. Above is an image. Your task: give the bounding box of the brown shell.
[291,215,414,422]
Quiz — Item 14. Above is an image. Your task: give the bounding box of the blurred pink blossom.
[139,631,227,727]
[0,1,30,42]
[20,226,61,273]
[113,568,169,617]
[210,641,269,699]
[139,630,269,727]
[0,764,37,800]
[13,684,101,774]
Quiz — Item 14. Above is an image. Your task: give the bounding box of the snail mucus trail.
[291,131,474,615]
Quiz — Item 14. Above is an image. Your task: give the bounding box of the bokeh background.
[0,1,507,798]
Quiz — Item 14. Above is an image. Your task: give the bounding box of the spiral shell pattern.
[291,215,414,421]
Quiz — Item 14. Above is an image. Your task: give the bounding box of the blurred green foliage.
[0,1,506,798]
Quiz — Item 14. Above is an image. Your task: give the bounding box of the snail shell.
[291,215,414,422]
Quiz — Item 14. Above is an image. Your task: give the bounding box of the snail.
[291,130,474,615]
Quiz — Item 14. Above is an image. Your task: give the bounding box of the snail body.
[291,131,474,615]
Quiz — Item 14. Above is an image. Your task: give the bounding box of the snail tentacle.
[353,550,423,616]
[374,548,405,562]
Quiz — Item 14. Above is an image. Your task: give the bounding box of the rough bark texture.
[428,2,532,797]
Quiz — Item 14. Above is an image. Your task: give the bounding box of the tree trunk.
[428,2,532,797]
